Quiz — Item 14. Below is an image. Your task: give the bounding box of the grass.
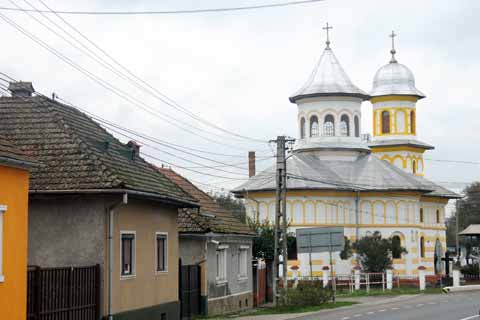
[337,287,444,297]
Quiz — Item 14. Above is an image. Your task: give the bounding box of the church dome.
[370,60,425,99]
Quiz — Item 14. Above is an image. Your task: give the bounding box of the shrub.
[284,281,333,307]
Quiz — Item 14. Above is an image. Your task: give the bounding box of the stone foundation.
[208,292,253,316]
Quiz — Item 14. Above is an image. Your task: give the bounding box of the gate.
[179,264,201,319]
[27,265,101,320]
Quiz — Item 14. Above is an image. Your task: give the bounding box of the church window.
[310,116,319,137]
[419,208,424,223]
[412,160,417,174]
[420,236,425,258]
[300,117,306,139]
[436,209,440,224]
[354,116,360,137]
[392,235,402,259]
[381,111,390,134]
[340,115,350,136]
[410,111,416,134]
[323,114,335,136]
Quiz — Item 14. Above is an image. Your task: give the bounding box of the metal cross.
[323,22,333,48]
[389,30,397,63]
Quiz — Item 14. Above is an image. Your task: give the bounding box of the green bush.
[284,281,333,307]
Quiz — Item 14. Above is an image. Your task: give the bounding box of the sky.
[0,0,479,202]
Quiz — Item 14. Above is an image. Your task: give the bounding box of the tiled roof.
[0,95,196,205]
[158,168,254,235]
[0,135,36,167]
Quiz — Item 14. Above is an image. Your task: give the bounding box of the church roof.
[289,47,369,103]
[232,152,460,199]
[369,139,434,150]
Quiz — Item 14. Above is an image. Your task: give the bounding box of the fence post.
[354,269,360,290]
[34,266,41,320]
[366,273,370,293]
[453,269,460,287]
[382,273,385,292]
[322,266,329,288]
[95,264,101,320]
[418,266,426,291]
[386,270,393,290]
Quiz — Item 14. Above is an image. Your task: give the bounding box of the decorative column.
[453,269,460,288]
[322,266,330,288]
[418,266,426,290]
[354,266,361,290]
[386,269,393,290]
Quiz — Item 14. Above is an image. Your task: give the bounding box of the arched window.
[436,209,440,224]
[420,236,425,258]
[382,111,390,134]
[392,235,402,259]
[300,117,306,139]
[354,115,360,137]
[323,114,335,136]
[340,114,350,137]
[310,116,319,137]
[410,111,416,134]
[419,208,424,223]
[413,160,417,174]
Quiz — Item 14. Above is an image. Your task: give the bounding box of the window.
[121,232,136,277]
[410,111,416,134]
[300,117,306,139]
[216,245,228,284]
[323,114,335,136]
[354,116,360,137]
[436,209,440,224]
[392,235,402,259]
[413,160,417,174]
[382,111,390,134]
[420,236,425,258]
[156,233,168,272]
[238,246,249,280]
[340,114,349,137]
[0,205,6,282]
[419,208,424,223]
[310,116,319,137]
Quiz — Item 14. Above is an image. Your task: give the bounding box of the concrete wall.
[179,237,205,265]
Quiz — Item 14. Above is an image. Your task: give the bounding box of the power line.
[0,0,327,15]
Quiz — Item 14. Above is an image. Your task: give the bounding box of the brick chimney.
[8,81,34,97]
[248,151,256,178]
[127,140,141,159]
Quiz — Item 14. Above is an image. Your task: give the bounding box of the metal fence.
[27,265,101,320]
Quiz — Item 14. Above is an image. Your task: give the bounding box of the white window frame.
[238,245,249,281]
[155,232,168,274]
[120,230,136,279]
[0,205,6,282]
[216,245,228,285]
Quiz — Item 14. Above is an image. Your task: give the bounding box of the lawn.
[337,287,444,297]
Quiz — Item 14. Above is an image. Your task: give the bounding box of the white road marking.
[391,307,400,310]
[457,316,479,320]
[428,302,437,305]
[341,317,351,320]
[378,309,386,312]
[367,312,374,315]
[416,304,424,307]
[353,314,362,318]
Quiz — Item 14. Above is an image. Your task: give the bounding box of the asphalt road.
[294,291,480,320]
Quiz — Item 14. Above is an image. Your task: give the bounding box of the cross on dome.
[323,22,333,49]
[389,30,397,63]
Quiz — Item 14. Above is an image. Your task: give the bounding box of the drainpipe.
[108,193,128,320]
[355,191,360,266]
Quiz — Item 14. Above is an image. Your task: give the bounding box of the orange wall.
[0,165,29,320]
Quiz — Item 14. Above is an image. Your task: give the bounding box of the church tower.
[369,32,433,176]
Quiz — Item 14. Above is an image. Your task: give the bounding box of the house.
[0,82,199,320]
[159,168,255,317]
[0,136,35,320]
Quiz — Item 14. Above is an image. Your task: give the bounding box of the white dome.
[369,62,425,98]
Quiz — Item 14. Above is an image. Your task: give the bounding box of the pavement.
[239,291,480,320]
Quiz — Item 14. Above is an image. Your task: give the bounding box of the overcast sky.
[0,0,479,199]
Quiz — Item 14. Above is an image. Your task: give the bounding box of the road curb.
[443,285,480,293]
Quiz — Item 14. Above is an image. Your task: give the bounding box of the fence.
[27,265,101,320]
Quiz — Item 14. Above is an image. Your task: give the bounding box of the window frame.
[340,114,350,137]
[419,208,424,223]
[155,232,168,273]
[420,236,426,258]
[120,230,136,279]
[238,245,249,281]
[436,209,441,224]
[310,116,319,137]
[323,114,335,136]
[381,110,390,134]
[216,245,228,285]
[410,111,416,134]
[0,205,6,282]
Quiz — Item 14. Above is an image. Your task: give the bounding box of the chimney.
[8,81,34,97]
[248,151,256,178]
[127,140,141,159]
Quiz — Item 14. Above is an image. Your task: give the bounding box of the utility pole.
[270,135,294,306]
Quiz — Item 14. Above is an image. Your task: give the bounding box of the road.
[294,291,480,320]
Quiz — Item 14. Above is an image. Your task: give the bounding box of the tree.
[353,232,406,272]
[340,237,353,260]
[210,192,246,221]
[247,218,296,260]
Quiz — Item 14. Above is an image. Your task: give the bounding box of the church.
[233,27,459,277]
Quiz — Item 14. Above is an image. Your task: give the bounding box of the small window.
[419,208,424,223]
[238,246,249,280]
[156,233,168,272]
[121,232,136,277]
[436,210,440,224]
[300,117,306,139]
[340,114,350,136]
[410,111,416,134]
[354,116,360,137]
[323,114,335,136]
[413,160,417,174]
[382,111,390,134]
[420,236,425,258]
[216,245,228,283]
[310,116,319,137]
[392,235,402,259]
[0,205,6,282]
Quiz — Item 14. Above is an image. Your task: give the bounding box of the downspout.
[355,190,360,265]
[108,193,128,320]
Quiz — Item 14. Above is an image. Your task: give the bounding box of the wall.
[0,165,29,320]
[107,199,179,319]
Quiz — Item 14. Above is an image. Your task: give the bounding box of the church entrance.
[434,239,444,274]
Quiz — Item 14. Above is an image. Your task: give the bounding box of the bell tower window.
[340,115,349,137]
[323,114,335,136]
[300,117,306,139]
[354,116,360,137]
[410,111,416,134]
[310,116,319,137]
[381,111,390,134]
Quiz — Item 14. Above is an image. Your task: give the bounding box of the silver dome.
[370,62,425,99]
[290,47,369,103]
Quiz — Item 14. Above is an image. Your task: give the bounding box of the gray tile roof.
[233,152,460,198]
[0,135,36,168]
[0,96,197,206]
